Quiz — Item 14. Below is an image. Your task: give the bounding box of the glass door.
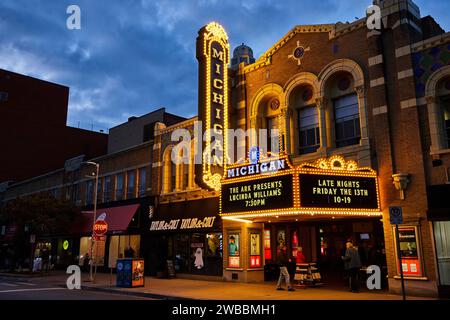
[434,221,450,286]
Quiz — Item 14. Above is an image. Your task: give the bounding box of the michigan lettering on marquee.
[196,22,230,191]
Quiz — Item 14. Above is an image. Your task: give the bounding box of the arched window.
[162,146,174,194]
[289,85,319,154]
[176,149,189,191]
[171,161,176,192]
[264,98,282,155]
[334,93,360,147]
[437,77,450,148]
[425,66,450,153]
[318,59,367,151]
[330,73,360,148]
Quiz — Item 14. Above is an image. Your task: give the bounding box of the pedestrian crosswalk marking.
[0,283,19,287]
[15,282,36,286]
[0,287,65,294]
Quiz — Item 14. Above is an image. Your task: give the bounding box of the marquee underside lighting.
[220,210,383,219]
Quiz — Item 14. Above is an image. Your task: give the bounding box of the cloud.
[0,43,65,81]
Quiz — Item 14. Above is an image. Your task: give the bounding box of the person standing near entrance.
[276,243,295,291]
[342,241,362,293]
[296,246,306,264]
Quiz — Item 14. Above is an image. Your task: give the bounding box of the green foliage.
[1,193,79,236]
[0,194,80,266]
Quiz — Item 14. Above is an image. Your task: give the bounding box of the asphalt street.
[0,278,152,300]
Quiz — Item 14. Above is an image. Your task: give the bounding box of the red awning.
[75,204,140,235]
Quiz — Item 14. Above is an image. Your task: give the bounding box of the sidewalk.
[80,272,433,300]
[1,271,435,300]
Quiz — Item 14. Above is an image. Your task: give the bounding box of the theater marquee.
[222,174,294,213]
[196,22,230,191]
[220,155,381,219]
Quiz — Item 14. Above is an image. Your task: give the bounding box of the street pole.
[395,224,406,300]
[86,162,99,283]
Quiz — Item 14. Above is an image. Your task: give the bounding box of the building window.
[171,161,176,192]
[183,163,189,189]
[72,184,80,204]
[266,117,278,154]
[127,170,136,199]
[0,91,8,102]
[54,188,61,200]
[298,106,320,154]
[138,167,146,197]
[162,147,173,194]
[104,176,112,202]
[442,97,450,148]
[97,178,103,204]
[86,181,93,205]
[108,235,141,268]
[334,94,360,148]
[116,173,124,200]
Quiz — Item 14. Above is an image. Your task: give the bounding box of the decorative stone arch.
[317,59,368,148]
[318,59,364,96]
[283,72,320,155]
[249,83,285,148]
[284,72,320,102]
[425,65,450,153]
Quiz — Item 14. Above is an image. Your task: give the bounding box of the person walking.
[276,243,295,291]
[342,241,362,293]
[41,247,50,273]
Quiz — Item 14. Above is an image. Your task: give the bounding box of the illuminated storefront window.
[264,229,271,260]
[228,233,240,268]
[79,236,105,267]
[108,234,140,268]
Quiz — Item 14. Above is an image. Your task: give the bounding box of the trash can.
[116,258,145,288]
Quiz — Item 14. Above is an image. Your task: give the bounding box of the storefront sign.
[196,22,230,190]
[221,174,294,213]
[299,173,379,209]
[93,235,106,242]
[62,240,70,250]
[149,217,216,231]
[225,158,287,179]
[220,156,381,218]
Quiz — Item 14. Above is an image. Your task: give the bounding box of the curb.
[0,273,40,279]
[80,284,193,300]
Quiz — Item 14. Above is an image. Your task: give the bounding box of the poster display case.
[116,258,145,287]
[394,226,424,277]
[227,232,240,268]
[249,232,262,268]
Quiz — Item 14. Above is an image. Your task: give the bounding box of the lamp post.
[85,161,99,282]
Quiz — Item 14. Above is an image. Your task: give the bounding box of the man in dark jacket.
[276,243,295,291]
[342,241,362,293]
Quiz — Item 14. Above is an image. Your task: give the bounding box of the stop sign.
[93,220,108,235]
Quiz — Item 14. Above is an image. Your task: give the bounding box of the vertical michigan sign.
[196,22,230,190]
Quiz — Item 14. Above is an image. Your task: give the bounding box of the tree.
[0,193,80,270]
